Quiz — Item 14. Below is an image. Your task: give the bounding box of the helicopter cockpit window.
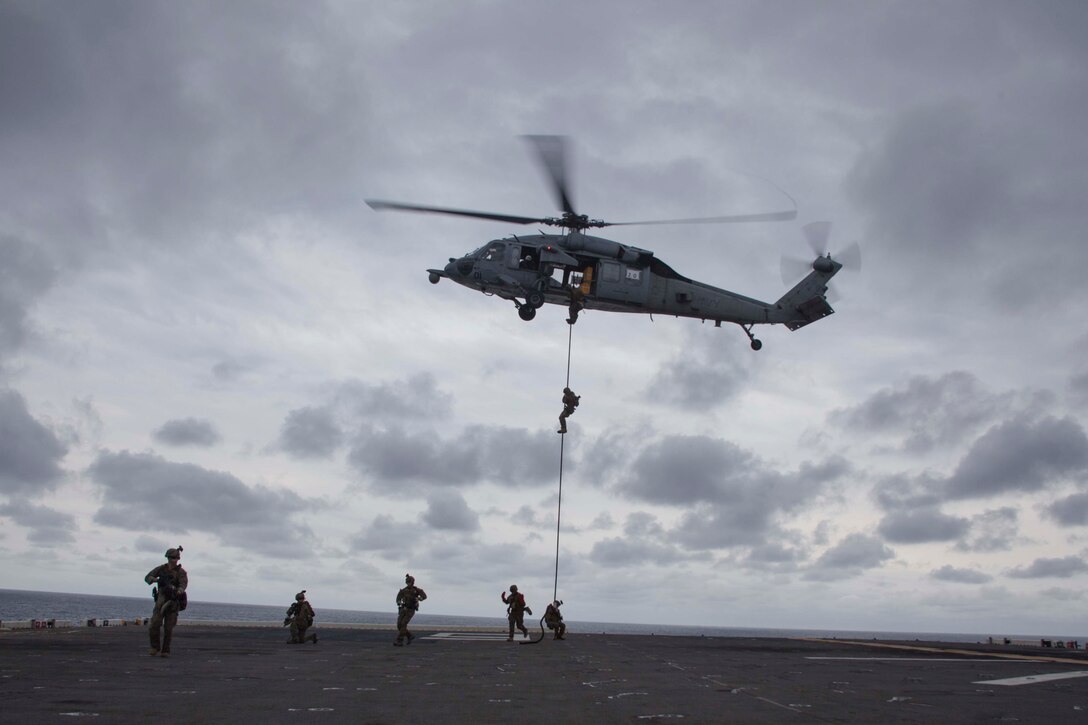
[482,243,505,261]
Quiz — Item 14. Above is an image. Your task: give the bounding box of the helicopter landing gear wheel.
[527,291,544,308]
[428,272,441,284]
[518,305,537,321]
[740,324,762,351]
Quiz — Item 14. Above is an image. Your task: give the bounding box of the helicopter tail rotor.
[780,221,862,289]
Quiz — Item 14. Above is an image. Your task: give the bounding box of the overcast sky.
[3,0,1087,636]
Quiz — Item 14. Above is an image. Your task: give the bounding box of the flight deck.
[1,625,1085,723]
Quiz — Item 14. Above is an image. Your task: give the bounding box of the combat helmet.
[165,545,183,560]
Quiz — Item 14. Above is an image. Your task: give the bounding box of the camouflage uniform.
[144,547,188,657]
[566,287,585,325]
[558,387,580,434]
[544,600,566,640]
[394,574,427,646]
[502,585,531,641]
[286,591,317,644]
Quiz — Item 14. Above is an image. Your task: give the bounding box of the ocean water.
[0,588,1081,644]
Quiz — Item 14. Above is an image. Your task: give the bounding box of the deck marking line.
[799,638,1088,666]
[973,670,1088,686]
[806,657,1032,662]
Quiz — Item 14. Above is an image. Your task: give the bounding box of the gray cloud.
[134,534,168,554]
[877,507,969,544]
[616,435,758,504]
[588,535,699,568]
[647,332,754,411]
[829,372,1013,453]
[335,373,453,423]
[0,500,76,546]
[0,388,68,496]
[1039,587,1084,603]
[847,103,1013,265]
[805,533,895,581]
[153,417,221,447]
[0,234,58,361]
[742,541,807,571]
[87,450,316,554]
[872,473,944,512]
[589,512,704,567]
[421,491,479,532]
[348,424,559,493]
[350,514,421,558]
[615,435,849,549]
[277,406,344,459]
[956,508,1020,553]
[211,358,259,383]
[511,504,555,529]
[930,565,992,584]
[0,1,380,250]
[1006,556,1088,579]
[1071,372,1088,406]
[946,415,1088,499]
[1042,493,1088,527]
[277,374,453,460]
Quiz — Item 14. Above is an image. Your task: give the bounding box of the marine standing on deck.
[394,574,427,646]
[502,584,532,641]
[558,387,580,434]
[144,546,187,657]
[285,590,317,644]
[544,599,566,640]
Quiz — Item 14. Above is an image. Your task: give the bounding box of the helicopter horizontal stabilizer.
[784,296,834,330]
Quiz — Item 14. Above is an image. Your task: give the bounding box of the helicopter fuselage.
[428,231,839,347]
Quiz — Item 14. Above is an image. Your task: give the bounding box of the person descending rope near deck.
[557,387,580,434]
[544,599,566,640]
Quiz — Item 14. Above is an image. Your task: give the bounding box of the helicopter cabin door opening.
[512,244,541,272]
[595,260,649,305]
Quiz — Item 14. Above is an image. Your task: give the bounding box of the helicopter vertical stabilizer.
[775,265,837,330]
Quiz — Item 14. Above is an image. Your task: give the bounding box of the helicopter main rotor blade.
[522,135,578,216]
[365,199,547,226]
[604,209,798,227]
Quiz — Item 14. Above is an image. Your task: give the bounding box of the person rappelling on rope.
[566,286,585,325]
[557,387,580,435]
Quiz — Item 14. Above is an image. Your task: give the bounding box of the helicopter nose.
[447,256,474,278]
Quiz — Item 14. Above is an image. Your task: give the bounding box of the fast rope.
[553,321,573,605]
[524,322,574,648]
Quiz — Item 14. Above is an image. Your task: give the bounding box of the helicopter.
[367,136,859,350]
